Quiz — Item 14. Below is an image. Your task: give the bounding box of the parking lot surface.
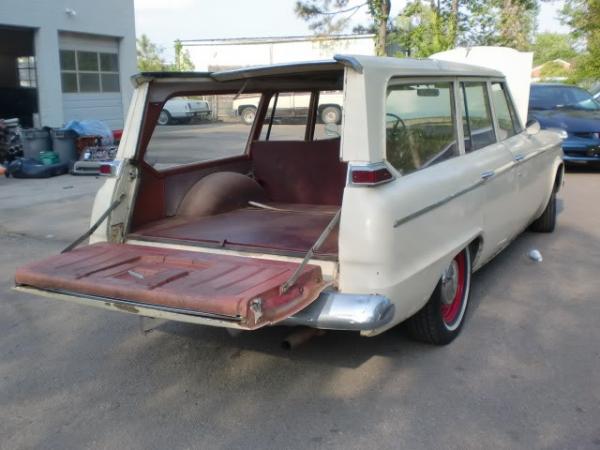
[0,169,599,449]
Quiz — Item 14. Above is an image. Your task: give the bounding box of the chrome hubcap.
[440,260,459,305]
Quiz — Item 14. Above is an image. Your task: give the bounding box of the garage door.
[59,32,123,129]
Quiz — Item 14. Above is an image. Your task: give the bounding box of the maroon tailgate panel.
[15,243,325,328]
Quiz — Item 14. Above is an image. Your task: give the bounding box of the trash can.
[39,151,60,166]
[51,129,78,164]
[22,129,51,160]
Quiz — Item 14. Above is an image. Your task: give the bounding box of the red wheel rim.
[440,251,466,326]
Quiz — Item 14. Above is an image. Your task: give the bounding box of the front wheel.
[405,248,472,345]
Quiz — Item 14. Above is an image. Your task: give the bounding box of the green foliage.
[137,35,195,73]
[171,40,195,72]
[137,34,167,71]
[561,0,600,83]
[539,61,571,80]
[392,1,456,57]
[532,33,577,65]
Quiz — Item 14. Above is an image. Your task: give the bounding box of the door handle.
[514,154,525,162]
[481,170,495,180]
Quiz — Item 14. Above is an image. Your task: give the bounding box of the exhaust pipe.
[282,327,324,350]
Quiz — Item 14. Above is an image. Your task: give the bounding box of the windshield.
[529,85,600,111]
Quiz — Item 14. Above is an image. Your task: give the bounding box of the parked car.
[15,55,563,346]
[529,83,600,165]
[158,97,211,125]
[233,91,342,125]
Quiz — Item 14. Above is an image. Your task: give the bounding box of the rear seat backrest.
[251,138,347,205]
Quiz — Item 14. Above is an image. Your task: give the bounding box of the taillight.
[99,160,122,177]
[99,164,112,175]
[350,165,394,186]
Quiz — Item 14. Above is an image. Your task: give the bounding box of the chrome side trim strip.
[393,159,514,228]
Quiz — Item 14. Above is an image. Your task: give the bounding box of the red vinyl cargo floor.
[129,206,339,257]
[15,242,326,329]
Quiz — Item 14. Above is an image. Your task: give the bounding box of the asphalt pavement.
[0,168,599,450]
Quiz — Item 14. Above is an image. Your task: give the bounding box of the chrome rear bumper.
[282,290,394,331]
[14,285,394,333]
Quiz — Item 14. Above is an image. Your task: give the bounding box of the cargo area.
[128,137,347,260]
[15,242,326,329]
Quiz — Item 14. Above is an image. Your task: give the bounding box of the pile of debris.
[2,119,120,178]
[0,118,24,172]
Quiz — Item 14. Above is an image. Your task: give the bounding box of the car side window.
[385,81,458,176]
[491,82,519,140]
[460,82,496,152]
[259,92,309,141]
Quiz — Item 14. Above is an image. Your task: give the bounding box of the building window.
[17,56,37,88]
[59,50,120,93]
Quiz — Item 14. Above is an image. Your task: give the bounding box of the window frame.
[257,89,332,143]
[59,49,120,94]
[383,76,464,176]
[17,56,37,88]
[488,81,522,142]
[458,79,498,153]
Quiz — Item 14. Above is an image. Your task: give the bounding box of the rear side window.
[460,82,496,152]
[491,82,518,140]
[314,90,343,140]
[260,92,310,141]
[385,81,458,176]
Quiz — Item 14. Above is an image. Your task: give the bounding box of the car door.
[490,81,550,228]
[459,81,519,258]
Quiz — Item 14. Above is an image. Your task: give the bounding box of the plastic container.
[22,129,51,160]
[39,151,60,165]
[51,129,78,164]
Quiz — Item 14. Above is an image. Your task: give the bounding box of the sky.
[134,0,569,60]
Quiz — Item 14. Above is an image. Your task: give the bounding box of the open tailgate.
[15,243,326,329]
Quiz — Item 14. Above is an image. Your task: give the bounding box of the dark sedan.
[529,83,600,165]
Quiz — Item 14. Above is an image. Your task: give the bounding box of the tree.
[137,35,195,72]
[295,0,392,56]
[391,0,463,57]
[531,33,577,65]
[171,40,195,72]
[136,34,167,71]
[459,0,537,50]
[560,0,600,83]
[538,61,572,80]
[497,0,537,50]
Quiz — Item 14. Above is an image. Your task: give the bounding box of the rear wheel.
[529,192,556,233]
[157,110,172,126]
[240,107,257,125]
[405,248,472,345]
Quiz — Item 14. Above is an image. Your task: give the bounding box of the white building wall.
[185,35,375,71]
[0,0,136,128]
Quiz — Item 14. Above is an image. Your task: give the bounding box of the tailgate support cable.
[280,209,341,294]
[61,194,126,254]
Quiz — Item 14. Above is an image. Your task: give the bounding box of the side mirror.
[525,119,541,135]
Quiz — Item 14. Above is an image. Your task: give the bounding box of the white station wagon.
[15,55,564,345]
